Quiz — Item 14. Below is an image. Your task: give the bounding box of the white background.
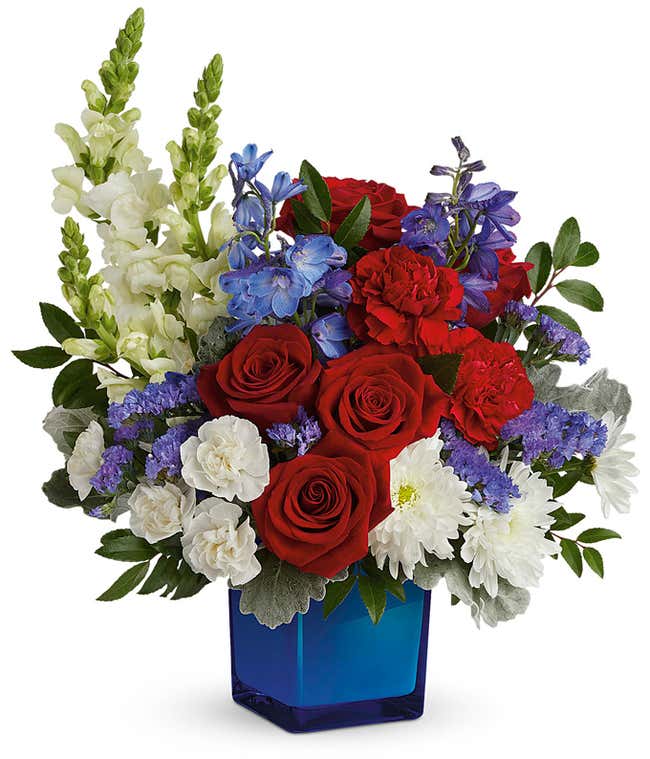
[1,0,648,756]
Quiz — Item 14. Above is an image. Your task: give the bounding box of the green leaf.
[100,529,133,545]
[583,547,604,578]
[382,573,406,602]
[576,528,621,543]
[550,506,585,531]
[171,562,210,599]
[97,561,150,601]
[42,468,107,510]
[417,353,462,394]
[560,539,583,577]
[552,217,581,268]
[357,574,386,625]
[572,242,599,267]
[323,575,357,619]
[290,200,323,235]
[39,302,83,343]
[138,556,178,595]
[536,305,582,334]
[551,470,583,499]
[556,279,604,312]
[95,532,158,562]
[13,346,69,369]
[299,160,332,222]
[52,359,104,409]
[333,196,371,250]
[526,242,552,293]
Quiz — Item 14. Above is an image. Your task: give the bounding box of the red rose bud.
[347,246,464,356]
[197,324,321,430]
[251,434,389,578]
[276,177,416,251]
[316,343,450,459]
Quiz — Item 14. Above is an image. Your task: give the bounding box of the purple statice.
[501,401,607,468]
[537,314,590,365]
[145,419,203,480]
[108,373,201,428]
[503,300,539,327]
[440,420,520,514]
[267,407,322,457]
[86,505,110,519]
[90,445,134,495]
[113,417,154,443]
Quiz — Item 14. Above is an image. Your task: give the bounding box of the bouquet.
[16,8,637,632]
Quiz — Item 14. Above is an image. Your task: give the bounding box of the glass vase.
[228,581,431,732]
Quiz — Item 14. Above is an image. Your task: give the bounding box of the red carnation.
[277,177,415,251]
[251,434,389,578]
[446,329,534,448]
[465,248,533,328]
[347,246,463,356]
[197,324,321,430]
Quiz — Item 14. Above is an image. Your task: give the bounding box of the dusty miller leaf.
[476,581,531,628]
[234,549,327,629]
[43,406,97,457]
[195,316,236,367]
[413,554,450,590]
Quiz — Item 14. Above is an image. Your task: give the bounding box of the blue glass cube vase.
[229,581,431,732]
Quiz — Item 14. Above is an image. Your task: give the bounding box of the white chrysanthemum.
[592,411,638,517]
[66,420,105,500]
[182,498,261,585]
[129,483,196,544]
[180,416,270,502]
[369,433,472,580]
[461,453,558,598]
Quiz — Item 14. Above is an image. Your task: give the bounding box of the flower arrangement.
[16,9,637,635]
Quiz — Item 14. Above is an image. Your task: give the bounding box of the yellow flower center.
[396,483,419,509]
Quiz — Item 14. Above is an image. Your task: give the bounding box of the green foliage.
[96,530,158,562]
[550,506,585,531]
[417,353,462,394]
[583,547,604,578]
[536,305,582,334]
[323,575,357,619]
[42,468,108,512]
[52,359,105,410]
[333,196,371,250]
[576,528,621,543]
[195,316,236,366]
[39,303,83,343]
[99,8,145,114]
[97,562,150,601]
[560,538,583,576]
[526,242,552,293]
[552,217,581,268]
[556,279,604,311]
[357,574,386,625]
[289,199,323,235]
[299,160,332,222]
[573,242,600,267]
[13,346,69,369]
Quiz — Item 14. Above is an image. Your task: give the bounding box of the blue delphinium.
[314,269,353,308]
[247,266,311,319]
[256,171,307,204]
[501,401,607,468]
[440,420,520,514]
[401,200,450,263]
[145,419,203,480]
[285,235,347,286]
[108,372,201,429]
[310,313,353,358]
[267,407,322,457]
[231,144,273,183]
[90,445,134,495]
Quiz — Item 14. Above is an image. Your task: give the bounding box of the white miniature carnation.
[67,420,105,500]
[181,416,270,502]
[461,452,559,598]
[369,433,472,579]
[182,498,261,585]
[592,411,638,517]
[129,482,196,544]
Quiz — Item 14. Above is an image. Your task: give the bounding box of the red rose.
[316,344,449,459]
[277,177,416,251]
[197,324,321,430]
[251,434,388,578]
[465,248,533,328]
[347,246,464,356]
[446,329,534,448]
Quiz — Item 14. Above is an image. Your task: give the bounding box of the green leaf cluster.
[549,507,621,579]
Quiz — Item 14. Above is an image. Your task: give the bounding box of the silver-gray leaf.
[42,406,97,457]
[413,554,450,590]
[477,581,530,628]
[234,549,327,629]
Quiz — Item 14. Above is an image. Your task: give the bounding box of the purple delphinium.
[314,268,353,308]
[90,445,134,495]
[310,313,352,359]
[108,373,201,429]
[536,314,590,365]
[145,419,204,480]
[501,401,607,469]
[267,407,322,457]
[401,200,451,259]
[440,420,520,514]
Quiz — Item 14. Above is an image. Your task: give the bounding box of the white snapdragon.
[67,420,105,500]
[181,416,270,502]
[96,367,147,404]
[181,498,261,585]
[129,483,196,544]
[80,108,149,172]
[207,202,236,251]
[192,248,230,309]
[51,166,85,214]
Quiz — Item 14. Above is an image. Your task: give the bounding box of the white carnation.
[129,482,196,544]
[182,498,261,584]
[66,420,105,500]
[369,433,472,579]
[461,453,558,598]
[181,416,270,502]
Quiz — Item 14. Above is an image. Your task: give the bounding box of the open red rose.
[465,248,533,328]
[197,324,321,430]
[347,246,464,356]
[252,434,388,577]
[446,329,534,448]
[276,177,416,251]
[316,344,449,459]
